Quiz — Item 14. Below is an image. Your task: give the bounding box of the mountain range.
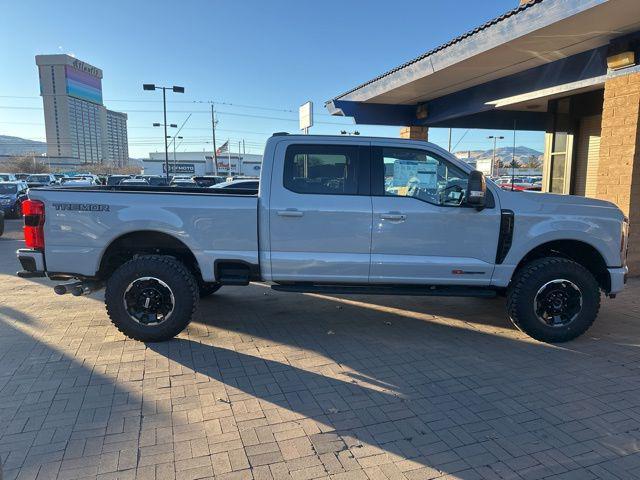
[454,146,543,166]
[0,135,47,156]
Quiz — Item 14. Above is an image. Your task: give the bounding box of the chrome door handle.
[277,209,304,217]
[380,213,407,221]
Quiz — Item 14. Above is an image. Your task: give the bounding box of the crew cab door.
[269,141,372,282]
[370,144,501,285]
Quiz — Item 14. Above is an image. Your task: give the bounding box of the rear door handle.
[380,212,406,221]
[277,209,304,217]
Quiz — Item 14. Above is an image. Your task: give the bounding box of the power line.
[0,105,349,125]
[0,95,338,117]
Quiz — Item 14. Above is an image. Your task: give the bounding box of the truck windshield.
[0,184,17,194]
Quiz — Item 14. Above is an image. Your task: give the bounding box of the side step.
[216,262,252,286]
[271,283,497,298]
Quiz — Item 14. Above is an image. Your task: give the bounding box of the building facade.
[35,54,129,167]
[144,151,262,177]
[326,0,640,273]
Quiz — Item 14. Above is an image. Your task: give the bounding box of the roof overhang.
[326,0,640,127]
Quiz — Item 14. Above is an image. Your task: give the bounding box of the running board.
[271,284,497,298]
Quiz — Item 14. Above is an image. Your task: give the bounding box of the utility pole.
[448,128,452,152]
[238,141,242,175]
[487,135,504,177]
[211,104,219,175]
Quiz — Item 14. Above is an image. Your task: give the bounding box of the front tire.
[507,257,600,343]
[105,255,199,342]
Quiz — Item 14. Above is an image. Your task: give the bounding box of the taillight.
[23,199,45,250]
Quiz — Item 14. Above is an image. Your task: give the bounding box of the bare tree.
[4,156,50,174]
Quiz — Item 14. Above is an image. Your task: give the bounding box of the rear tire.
[507,257,600,343]
[105,255,198,342]
[199,283,222,298]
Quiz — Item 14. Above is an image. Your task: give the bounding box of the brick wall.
[597,72,640,273]
[399,126,428,140]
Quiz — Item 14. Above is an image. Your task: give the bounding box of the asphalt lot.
[1,219,640,480]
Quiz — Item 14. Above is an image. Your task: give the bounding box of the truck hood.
[497,190,625,221]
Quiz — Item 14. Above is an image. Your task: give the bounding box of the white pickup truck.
[18,134,628,343]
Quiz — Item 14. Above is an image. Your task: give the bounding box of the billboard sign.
[299,101,313,132]
[65,65,103,105]
[162,163,195,174]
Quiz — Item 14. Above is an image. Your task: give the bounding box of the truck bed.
[27,186,259,282]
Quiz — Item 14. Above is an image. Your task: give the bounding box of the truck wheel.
[507,257,600,343]
[199,283,222,298]
[105,255,199,342]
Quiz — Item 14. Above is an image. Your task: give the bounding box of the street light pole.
[162,88,169,183]
[143,84,185,183]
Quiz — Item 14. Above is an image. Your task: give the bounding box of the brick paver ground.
[1,219,640,479]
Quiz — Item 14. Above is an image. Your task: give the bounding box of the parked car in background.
[106,175,131,186]
[0,181,28,218]
[26,174,56,188]
[170,178,197,187]
[210,179,259,190]
[192,175,225,187]
[15,173,30,181]
[225,176,259,182]
[136,175,169,186]
[0,173,17,182]
[60,176,101,187]
[53,174,69,184]
[119,178,150,186]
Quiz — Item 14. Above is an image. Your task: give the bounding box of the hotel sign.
[71,59,102,78]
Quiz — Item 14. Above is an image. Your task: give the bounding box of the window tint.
[381,148,468,206]
[284,145,360,195]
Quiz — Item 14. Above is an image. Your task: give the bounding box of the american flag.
[216,140,229,155]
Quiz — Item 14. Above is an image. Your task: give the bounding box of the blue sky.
[0,0,544,158]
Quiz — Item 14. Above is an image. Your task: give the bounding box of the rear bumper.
[609,266,628,294]
[17,248,45,277]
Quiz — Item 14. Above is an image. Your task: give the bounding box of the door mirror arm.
[466,170,487,211]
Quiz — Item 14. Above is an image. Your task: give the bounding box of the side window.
[284,145,360,195]
[381,147,469,206]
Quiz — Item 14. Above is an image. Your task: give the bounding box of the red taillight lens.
[23,199,45,250]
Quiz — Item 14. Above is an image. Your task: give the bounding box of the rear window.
[283,144,361,195]
[27,175,50,182]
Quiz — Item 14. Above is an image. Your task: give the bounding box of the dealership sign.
[163,163,195,174]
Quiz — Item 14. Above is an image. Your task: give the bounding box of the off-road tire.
[105,255,198,342]
[507,257,600,343]
[199,283,222,298]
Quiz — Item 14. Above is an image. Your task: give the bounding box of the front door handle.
[277,209,304,218]
[380,212,407,221]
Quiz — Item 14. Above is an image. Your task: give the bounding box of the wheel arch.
[97,230,203,283]
[514,239,610,292]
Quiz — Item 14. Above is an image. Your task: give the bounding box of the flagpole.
[211,104,219,176]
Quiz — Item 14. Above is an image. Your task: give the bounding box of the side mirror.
[466,170,486,209]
